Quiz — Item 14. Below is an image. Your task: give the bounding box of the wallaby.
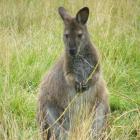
[37,7,110,140]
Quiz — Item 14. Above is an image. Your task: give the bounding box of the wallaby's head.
[58,7,90,56]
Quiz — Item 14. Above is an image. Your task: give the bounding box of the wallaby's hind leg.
[41,122,51,140]
[41,103,70,140]
[91,82,110,139]
[92,102,109,139]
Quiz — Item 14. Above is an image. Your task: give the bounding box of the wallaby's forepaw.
[75,81,89,93]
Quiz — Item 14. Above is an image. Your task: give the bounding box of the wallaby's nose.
[69,48,77,56]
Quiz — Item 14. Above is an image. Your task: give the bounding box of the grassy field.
[0,0,140,139]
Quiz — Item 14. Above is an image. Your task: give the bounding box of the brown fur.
[37,7,110,140]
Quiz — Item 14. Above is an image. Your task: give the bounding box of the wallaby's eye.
[64,33,69,39]
[77,33,83,38]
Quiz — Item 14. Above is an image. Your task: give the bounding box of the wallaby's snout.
[69,47,77,56]
[58,7,89,56]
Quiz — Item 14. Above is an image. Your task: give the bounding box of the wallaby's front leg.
[75,80,91,93]
[46,103,69,140]
[65,72,91,93]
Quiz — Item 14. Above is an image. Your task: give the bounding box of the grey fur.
[37,7,110,140]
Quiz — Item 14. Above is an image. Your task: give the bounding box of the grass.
[0,0,140,139]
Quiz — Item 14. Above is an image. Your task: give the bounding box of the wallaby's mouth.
[69,48,77,56]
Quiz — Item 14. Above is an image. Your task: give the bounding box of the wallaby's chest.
[72,56,93,82]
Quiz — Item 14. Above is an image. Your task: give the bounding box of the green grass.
[0,0,140,139]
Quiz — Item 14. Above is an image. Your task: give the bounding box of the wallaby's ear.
[58,7,71,22]
[76,7,89,25]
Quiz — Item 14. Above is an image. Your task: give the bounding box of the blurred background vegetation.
[0,0,140,139]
